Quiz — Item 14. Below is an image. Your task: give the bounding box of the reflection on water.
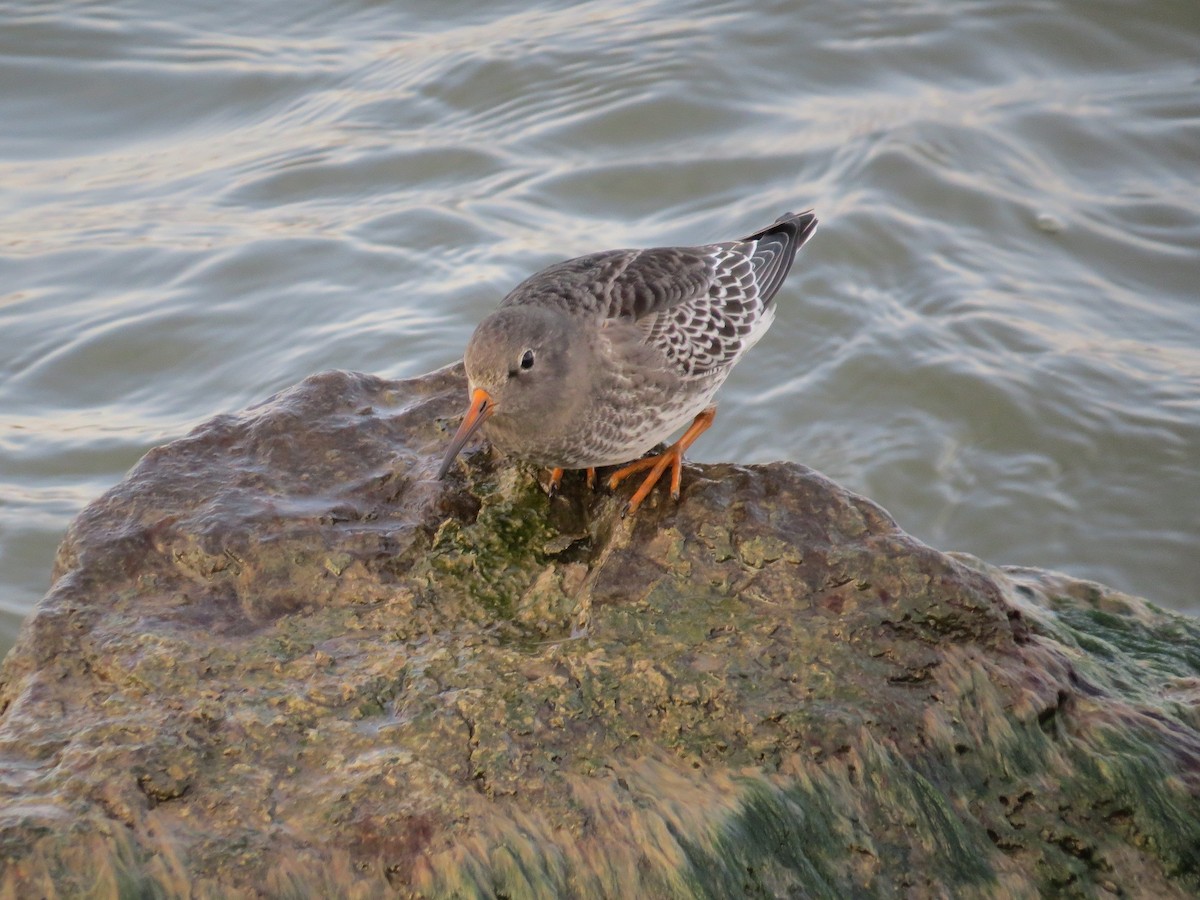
[2,0,1198,656]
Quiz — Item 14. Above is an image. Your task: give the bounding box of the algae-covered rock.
[0,365,1197,897]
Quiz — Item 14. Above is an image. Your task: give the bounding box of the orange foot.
[607,407,716,515]
[547,466,597,497]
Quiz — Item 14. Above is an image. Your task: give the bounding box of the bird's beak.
[437,387,494,479]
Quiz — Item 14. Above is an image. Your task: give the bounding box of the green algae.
[425,466,563,619]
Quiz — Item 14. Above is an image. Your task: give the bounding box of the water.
[2,0,1198,659]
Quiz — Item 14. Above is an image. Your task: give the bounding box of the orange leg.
[608,407,716,515]
[546,466,597,497]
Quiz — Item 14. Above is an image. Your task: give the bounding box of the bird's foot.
[607,407,716,516]
[546,467,564,498]
[545,467,597,499]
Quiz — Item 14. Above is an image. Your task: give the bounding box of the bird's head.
[437,305,577,478]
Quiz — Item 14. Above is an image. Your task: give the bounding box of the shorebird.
[437,211,818,514]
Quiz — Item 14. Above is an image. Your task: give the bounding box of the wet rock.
[1,365,1197,897]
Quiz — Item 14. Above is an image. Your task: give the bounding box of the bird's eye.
[519,349,535,370]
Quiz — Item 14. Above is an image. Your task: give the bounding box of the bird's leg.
[608,407,716,515]
[547,467,596,498]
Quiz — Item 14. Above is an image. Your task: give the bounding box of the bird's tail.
[741,210,818,305]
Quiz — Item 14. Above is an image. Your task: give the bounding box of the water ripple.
[2,0,1199,654]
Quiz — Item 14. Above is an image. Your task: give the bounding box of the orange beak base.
[436,388,494,479]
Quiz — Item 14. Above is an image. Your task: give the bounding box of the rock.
[1,365,1197,897]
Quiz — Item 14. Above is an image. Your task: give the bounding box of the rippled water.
[2,0,1198,657]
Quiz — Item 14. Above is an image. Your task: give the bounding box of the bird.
[436,210,818,514]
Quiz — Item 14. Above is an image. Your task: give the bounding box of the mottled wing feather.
[499,211,816,377]
[636,213,813,376]
[600,248,712,321]
[498,250,640,316]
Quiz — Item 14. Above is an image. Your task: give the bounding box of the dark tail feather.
[742,210,818,305]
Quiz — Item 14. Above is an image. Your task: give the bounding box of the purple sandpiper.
[437,211,818,513]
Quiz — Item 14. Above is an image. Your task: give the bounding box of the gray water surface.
[2,0,1198,658]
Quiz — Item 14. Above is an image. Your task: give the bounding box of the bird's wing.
[623,212,816,376]
[500,212,816,377]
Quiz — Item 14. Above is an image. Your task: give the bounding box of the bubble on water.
[1035,212,1065,234]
